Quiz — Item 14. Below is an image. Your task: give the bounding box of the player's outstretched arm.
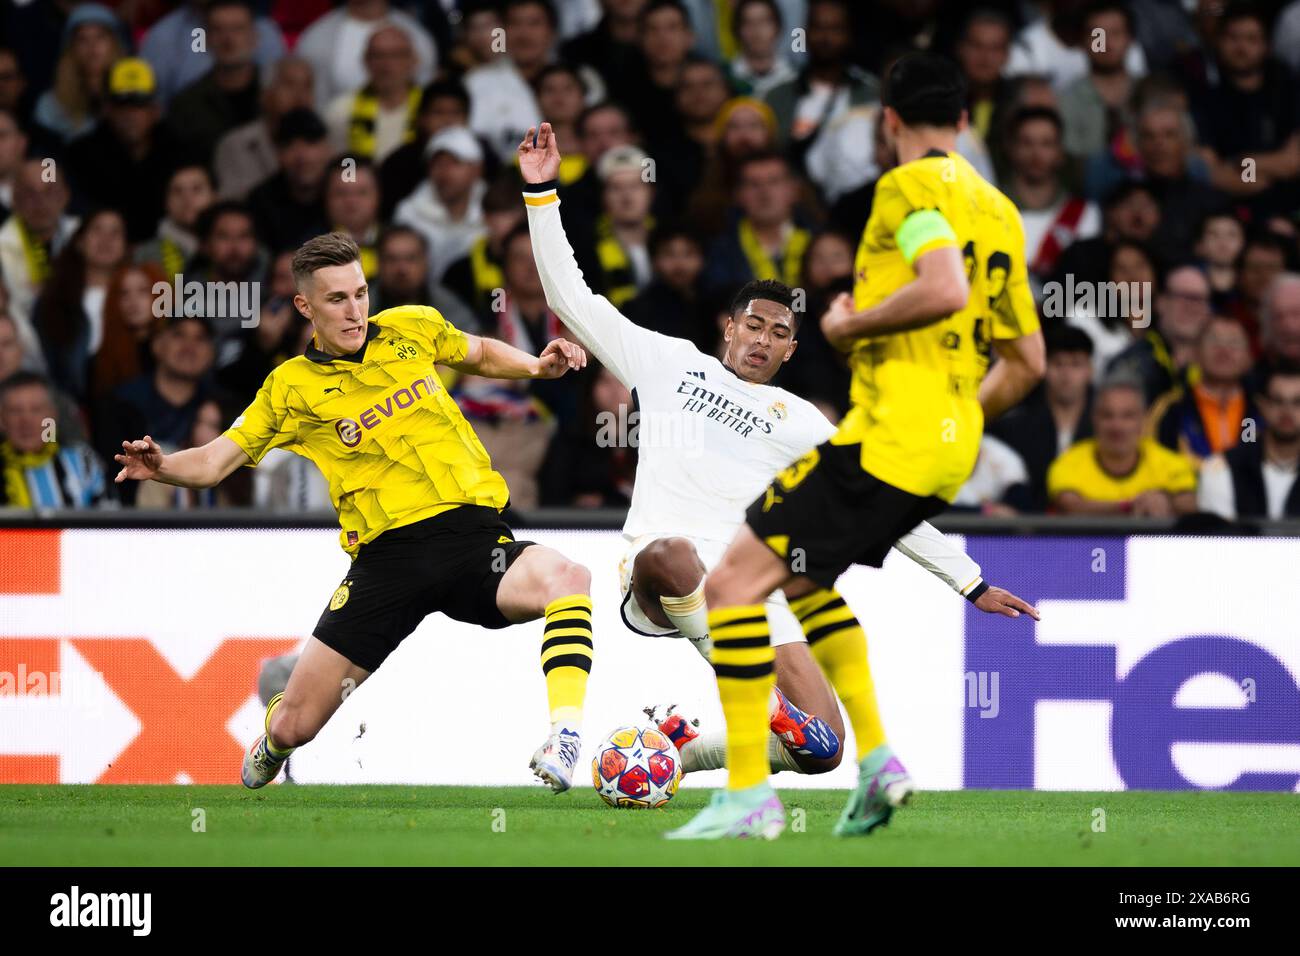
[452,333,587,379]
[979,330,1046,420]
[114,434,249,489]
[891,521,1040,620]
[820,245,969,349]
[517,122,671,386]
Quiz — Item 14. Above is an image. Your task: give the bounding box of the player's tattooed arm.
[820,245,969,348]
[452,334,587,380]
[114,435,249,489]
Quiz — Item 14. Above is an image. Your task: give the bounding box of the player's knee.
[268,703,317,750]
[549,559,591,600]
[638,537,701,594]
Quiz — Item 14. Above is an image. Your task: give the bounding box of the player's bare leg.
[242,637,370,788]
[666,525,793,839]
[496,545,594,793]
[632,537,841,769]
[631,537,709,655]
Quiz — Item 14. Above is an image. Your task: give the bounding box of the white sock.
[660,584,712,659]
[679,730,805,774]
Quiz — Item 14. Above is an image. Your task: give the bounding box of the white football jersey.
[525,190,984,596]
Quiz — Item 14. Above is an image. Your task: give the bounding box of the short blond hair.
[292,232,361,289]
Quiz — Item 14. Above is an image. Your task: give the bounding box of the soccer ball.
[591,725,682,808]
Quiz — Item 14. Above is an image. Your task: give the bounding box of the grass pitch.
[1,786,1296,866]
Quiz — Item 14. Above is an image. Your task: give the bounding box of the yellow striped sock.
[790,588,885,760]
[263,692,294,757]
[709,603,775,791]
[541,593,593,729]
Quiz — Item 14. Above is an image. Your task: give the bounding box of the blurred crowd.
[0,0,1298,521]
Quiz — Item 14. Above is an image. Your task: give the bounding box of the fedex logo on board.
[962,538,1300,791]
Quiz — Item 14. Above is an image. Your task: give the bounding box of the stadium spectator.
[32,3,126,142]
[139,0,287,105]
[990,325,1097,512]
[378,80,474,219]
[531,64,591,188]
[1148,315,1255,462]
[0,158,79,372]
[463,0,555,161]
[134,398,247,509]
[369,225,435,313]
[561,0,647,98]
[212,56,316,201]
[827,106,897,239]
[954,8,1017,172]
[1248,272,1300,390]
[1082,98,1224,254]
[575,145,654,308]
[726,0,797,99]
[442,0,505,76]
[93,315,221,505]
[0,108,26,221]
[617,0,697,147]
[775,228,853,415]
[1065,238,1159,375]
[1230,231,1291,351]
[1058,0,1140,165]
[686,97,779,237]
[0,313,21,380]
[135,165,216,281]
[1107,263,1213,402]
[215,249,313,403]
[247,108,332,253]
[1198,365,1300,519]
[1050,180,1161,294]
[166,0,264,163]
[624,222,711,347]
[324,25,421,165]
[186,200,267,367]
[324,159,382,279]
[952,434,1032,515]
[559,102,638,237]
[1047,376,1197,515]
[1007,0,1147,91]
[703,151,810,293]
[450,224,571,509]
[1003,106,1101,299]
[0,49,31,131]
[441,174,524,318]
[394,125,487,282]
[763,0,879,149]
[0,371,113,509]
[1194,210,1246,310]
[539,361,636,507]
[1277,0,1300,74]
[65,57,194,244]
[33,208,129,402]
[88,263,167,403]
[294,0,436,111]
[1194,2,1300,216]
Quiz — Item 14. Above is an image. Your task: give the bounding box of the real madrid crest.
[768,401,787,421]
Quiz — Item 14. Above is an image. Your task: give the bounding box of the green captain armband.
[895,208,957,264]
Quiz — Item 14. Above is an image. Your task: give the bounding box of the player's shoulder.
[371,304,452,334]
[260,354,318,388]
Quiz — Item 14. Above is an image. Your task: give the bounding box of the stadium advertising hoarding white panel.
[1,528,1298,791]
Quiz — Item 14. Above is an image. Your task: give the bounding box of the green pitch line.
[1,786,1297,866]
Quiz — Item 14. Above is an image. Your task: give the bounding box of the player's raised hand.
[974,585,1041,620]
[536,337,587,378]
[518,122,562,184]
[114,435,164,483]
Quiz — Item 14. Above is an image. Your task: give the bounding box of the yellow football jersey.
[838,150,1040,501]
[224,305,509,555]
[1047,438,1196,504]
